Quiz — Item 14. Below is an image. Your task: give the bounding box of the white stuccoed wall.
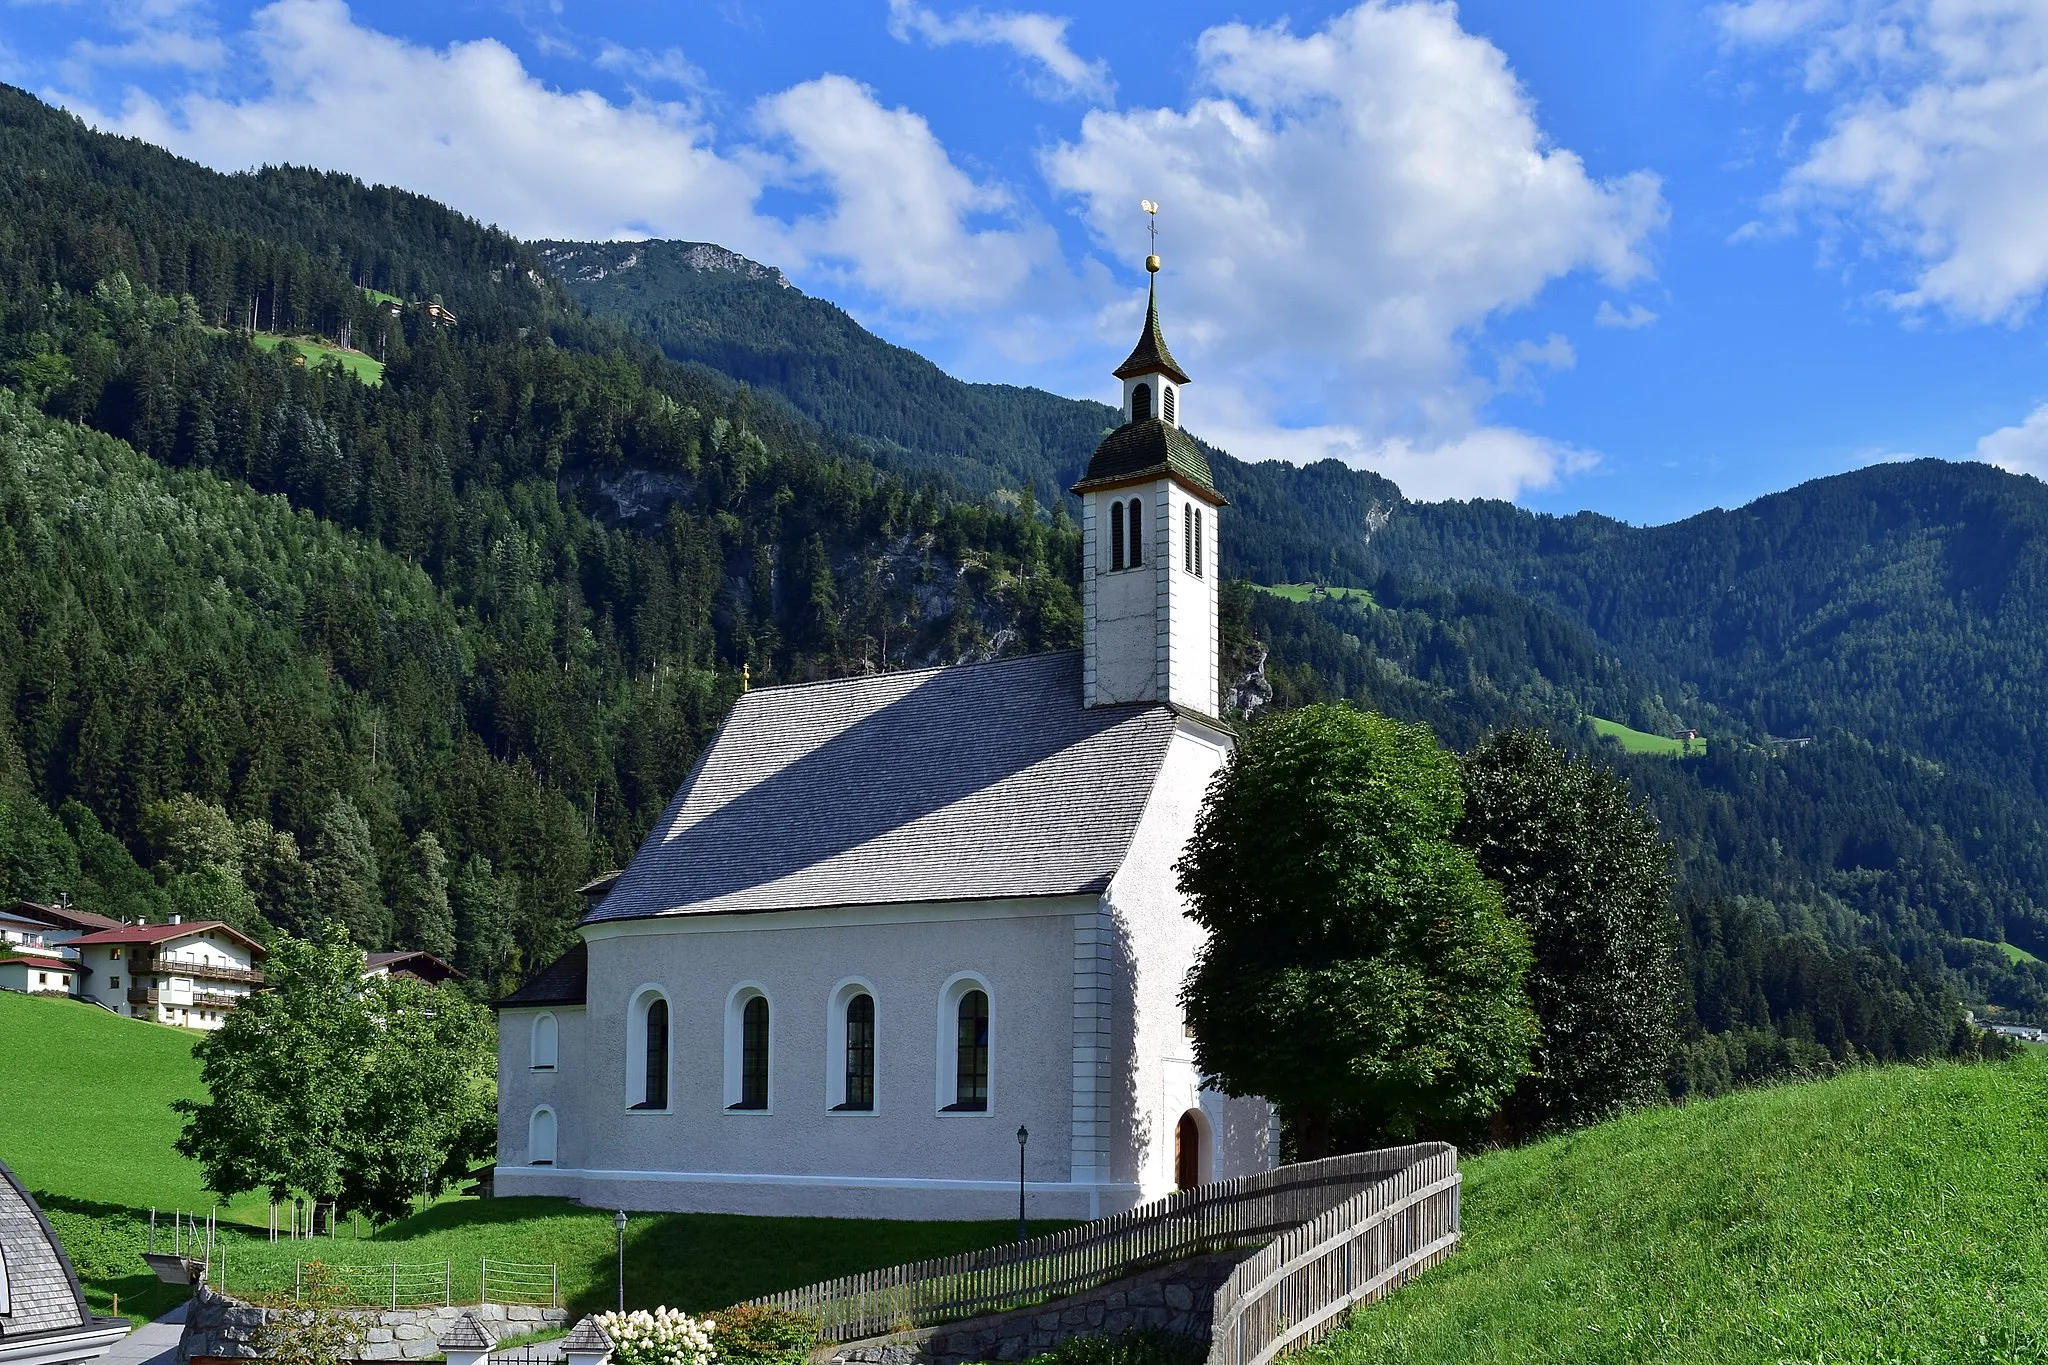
[496,898,1110,1220]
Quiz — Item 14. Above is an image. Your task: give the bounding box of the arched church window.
[1110,501,1125,571]
[734,995,770,1109]
[953,990,989,1111]
[842,994,875,1111]
[1162,385,1176,424]
[1195,509,1205,577]
[530,1012,557,1070]
[529,1107,556,1166]
[640,1000,668,1109]
[1184,503,1194,574]
[1128,497,1143,565]
[1132,382,1152,422]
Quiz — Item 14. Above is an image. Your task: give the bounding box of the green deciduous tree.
[1178,704,1538,1157]
[175,919,497,1219]
[1457,728,1682,1137]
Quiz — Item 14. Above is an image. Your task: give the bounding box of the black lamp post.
[1016,1125,1029,1243]
[614,1210,628,1311]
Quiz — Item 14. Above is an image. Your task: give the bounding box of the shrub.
[711,1304,817,1365]
[595,1308,718,1365]
[1022,1328,1205,1365]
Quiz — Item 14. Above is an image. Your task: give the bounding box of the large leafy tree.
[1457,729,1682,1137]
[176,919,498,1220]
[1179,704,1538,1157]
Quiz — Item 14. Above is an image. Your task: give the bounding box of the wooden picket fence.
[750,1142,1458,1353]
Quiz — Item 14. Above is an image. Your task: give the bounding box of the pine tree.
[310,794,387,947]
[395,831,455,959]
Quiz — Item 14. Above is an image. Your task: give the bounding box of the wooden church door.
[1174,1112,1201,1189]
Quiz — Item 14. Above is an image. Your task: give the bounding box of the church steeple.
[1071,218,1224,716]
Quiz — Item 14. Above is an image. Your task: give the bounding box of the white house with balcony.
[494,266,1276,1221]
[62,919,266,1029]
[0,906,81,997]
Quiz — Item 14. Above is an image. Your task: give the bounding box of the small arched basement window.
[530,1013,557,1070]
[1132,382,1153,422]
[1128,497,1144,565]
[529,1108,556,1166]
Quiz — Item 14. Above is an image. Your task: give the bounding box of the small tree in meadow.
[1178,704,1538,1157]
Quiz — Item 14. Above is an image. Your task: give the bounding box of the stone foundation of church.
[494,1167,1143,1221]
[823,1250,1251,1365]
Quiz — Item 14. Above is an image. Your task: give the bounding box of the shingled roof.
[1113,281,1189,385]
[1073,420,1221,501]
[437,1314,496,1351]
[0,1156,89,1337]
[583,651,1179,924]
[499,941,587,1008]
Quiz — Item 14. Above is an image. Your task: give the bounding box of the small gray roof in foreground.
[561,1318,614,1353]
[585,650,1180,923]
[437,1314,496,1350]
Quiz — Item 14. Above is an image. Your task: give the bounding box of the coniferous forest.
[1,84,2042,1096]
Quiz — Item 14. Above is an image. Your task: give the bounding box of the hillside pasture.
[1587,715,1706,757]
[1250,582,1374,606]
[249,333,384,385]
[1317,1055,2048,1364]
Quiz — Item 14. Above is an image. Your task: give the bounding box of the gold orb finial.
[1145,254,1161,274]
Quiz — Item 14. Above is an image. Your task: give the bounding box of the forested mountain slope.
[1,82,2043,1074]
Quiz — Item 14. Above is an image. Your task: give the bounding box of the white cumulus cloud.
[1595,300,1659,328]
[1042,0,1662,500]
[1729,0,2048,323]
[1976,404,2048,478]
[886,0,1113,103]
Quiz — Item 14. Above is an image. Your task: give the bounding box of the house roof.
[1072,419,1222,501]
[5,901,123,933]
[1112,281,1190,385]
[0,1154,91,1338]
[364,950,465,982]
[0,956,75,972]
[63,921,267,957]
[500,941,587,1008]
[582,650,1180,925]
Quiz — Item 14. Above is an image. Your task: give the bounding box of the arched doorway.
[1174,1111,1203,1190]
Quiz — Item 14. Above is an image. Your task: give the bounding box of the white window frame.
[530,1012,558,1070]
[723,982,774,1114]
[825,978,880,1114]
[625,985,671,1114]
[935,971,995,1117]
[528,1106,556,1166]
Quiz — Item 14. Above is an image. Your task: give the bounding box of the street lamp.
[1016,1126,1029,1243]
[614,1210,628,1312]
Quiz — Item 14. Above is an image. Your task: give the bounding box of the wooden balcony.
[139,953,264,985]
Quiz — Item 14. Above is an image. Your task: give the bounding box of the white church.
[493,265,1277,1220]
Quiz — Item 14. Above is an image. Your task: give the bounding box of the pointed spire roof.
[1113,280,1190,385]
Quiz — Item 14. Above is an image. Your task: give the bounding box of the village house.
[495,269,1277,1220]
[0,907,78,997]
[364,949,465,986]
[61,919,266,1030]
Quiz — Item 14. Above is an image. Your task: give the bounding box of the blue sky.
[8,0,2048,525]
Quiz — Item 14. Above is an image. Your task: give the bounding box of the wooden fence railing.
[1204,1145,1459,1365]
[750,1143,1458,1348]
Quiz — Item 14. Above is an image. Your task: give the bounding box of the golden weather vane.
[1140,199,1160,274]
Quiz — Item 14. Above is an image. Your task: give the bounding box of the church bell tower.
[1071,239,1225,716]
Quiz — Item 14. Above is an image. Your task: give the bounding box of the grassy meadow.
[0,993,1056,1323]
[1319,1054,2048,1363]
[248,332,385,385]
[1587,715,1707,757]
[1249,582,1374,606]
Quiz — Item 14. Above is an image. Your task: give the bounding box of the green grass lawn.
[249,333,385,385]
[0,994,1058,1323]
[1248,582,1374,606]
[1317,1055,2048,1364]
[1587,715,1706,758]
[361,287,404,307]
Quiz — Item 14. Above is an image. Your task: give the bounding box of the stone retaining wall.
[827,1250,1252,1365]
[180,1285,569,1363]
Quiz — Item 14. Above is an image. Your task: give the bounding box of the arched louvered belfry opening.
[1132,382,1152,422]
[1162,385,1176,424]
